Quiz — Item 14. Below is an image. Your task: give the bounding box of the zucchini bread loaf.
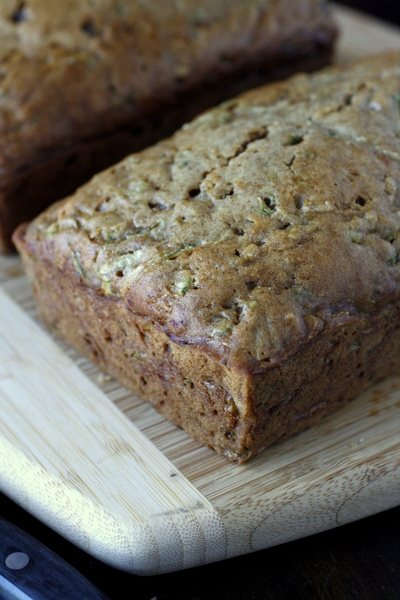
[14,51,400,463]
[0,0,337,252]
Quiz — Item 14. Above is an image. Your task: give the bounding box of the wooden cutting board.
[1,4,400,577]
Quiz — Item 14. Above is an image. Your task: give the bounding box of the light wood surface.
[334,4,400,61]
[1,5,400,576]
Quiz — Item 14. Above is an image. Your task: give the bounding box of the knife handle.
[0,515,110,600]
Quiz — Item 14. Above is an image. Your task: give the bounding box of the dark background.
[339,0,400,26]
[2,2,400,600]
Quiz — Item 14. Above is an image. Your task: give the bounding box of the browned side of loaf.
[0,0,337,251]
[14,222,400,462]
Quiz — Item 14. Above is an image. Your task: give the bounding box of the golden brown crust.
[18,52,400,368]
[15,51,400,461]
[0,0,338,250]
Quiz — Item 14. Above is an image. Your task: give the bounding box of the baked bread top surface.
[21,52,400,372]
[0,0,335,182]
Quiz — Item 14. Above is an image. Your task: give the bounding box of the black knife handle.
[0,515,110,600]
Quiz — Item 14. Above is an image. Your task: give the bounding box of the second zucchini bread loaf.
[14,51,400,462]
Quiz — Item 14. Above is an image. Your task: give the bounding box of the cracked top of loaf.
[20,52,400,371]
[0,0,336,184]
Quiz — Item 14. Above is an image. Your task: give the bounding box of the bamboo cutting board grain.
[1,4,400,576]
